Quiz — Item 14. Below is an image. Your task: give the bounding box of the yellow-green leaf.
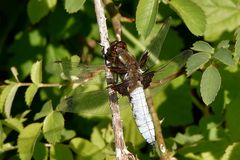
[64,0,86,13]
[34,100,53,120]
[27,0,50,24]
[193,0,240,41]
[17,123,42,160]
[0,83,19,118]
[31,60,42,84]
[3,118,24,132]
[43,111,64,144]
[169,0,206,36]
[25,84,39,106]
[136,0,159,38]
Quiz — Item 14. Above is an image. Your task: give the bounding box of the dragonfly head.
[107,41,127,56]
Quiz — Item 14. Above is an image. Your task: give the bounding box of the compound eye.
[118,41,126,49]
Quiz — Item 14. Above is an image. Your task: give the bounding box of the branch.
[102,0,122,41]
[94,0,135,159]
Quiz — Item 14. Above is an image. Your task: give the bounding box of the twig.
[94,0,135,159]
[102,0,122,41]
[145,89,172,160]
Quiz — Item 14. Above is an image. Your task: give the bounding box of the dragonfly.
[55,41,193,145]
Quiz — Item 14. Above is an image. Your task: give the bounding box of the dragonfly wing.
[56,88,130,117]
[144,50,193,87]
[54,60,105,84]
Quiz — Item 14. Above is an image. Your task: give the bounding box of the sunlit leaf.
[174,133,203,145]
[191,41,214,53]
[214,48,235,66]
[235,31,240,59]
[60,129,76,141]
[217,40,230,49]
[43,111,64,144]
[10,67,19,82]
[50,144,73,160]
[69,137,106,160]
[46,0,57,9]
[192,0,240,41]
[27,0,50,24]
[136,0,159,38]
[186,52,211,76]
[200,65,221,105]
[31,60,42,84]
[3,118,24,132]
[169,0,206,36]
[34,100,53,120]
[90,127,107,149]
[221,143,240,160]
[178,140,229,159]
[0,83,19,118]
[64,0,86,13]
[17,123,42,160]
[25,84,39,106]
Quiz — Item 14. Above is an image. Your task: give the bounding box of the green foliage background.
[1,0,240,160]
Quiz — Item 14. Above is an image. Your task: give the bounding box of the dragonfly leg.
[110,81,129,96]
[139,51,149,68]
[109,66,128,74]
[141,71,155,89]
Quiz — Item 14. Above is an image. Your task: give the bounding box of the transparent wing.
[146,50,193,87]
[54,60,105,84]
[56,86,130,118]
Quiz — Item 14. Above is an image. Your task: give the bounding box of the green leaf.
[146,17,171,64]
[155,76,193,126]
[217,40,230,49]
[25,84,39,106]
[33,142,48,160]
[60,129,76,141]
[174,133,203,145]
[43,111,64,144]
[64,0,86,13]
[214,48,235,66]
[192,0,240,41]
[169,0,206,36]
[90,127,106,149]
[0,83,19,118]
[200,65,221,105]
[31,60,42,84]
[191,41,214,53]
[17,123,42,160]
[27,0,50,24]
[46,0,57,9]
[69,137,105,160]
[186,52,211,76]
[235,31,240,59]
[3,118,24,132]
[50,144,73,160]
[10,67,19,82]
[122,108,147,145]
[136,0,159,38]
[221,143,240,160]
[34,100,53,120]
[226,93,240,141]
[179,139,229,159]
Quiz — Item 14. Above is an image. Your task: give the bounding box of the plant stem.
[94,0,135,159]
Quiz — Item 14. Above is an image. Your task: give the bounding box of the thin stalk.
[94,0,135,159]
